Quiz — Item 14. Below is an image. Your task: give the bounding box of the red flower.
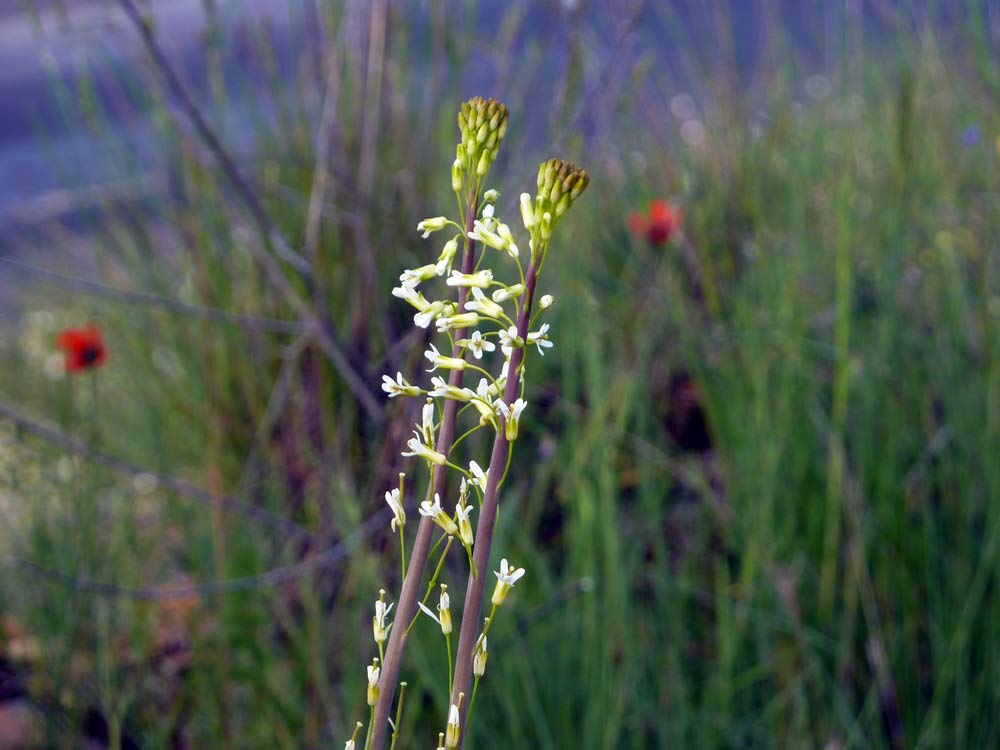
[628,199,682,246]
[56,325,108,373]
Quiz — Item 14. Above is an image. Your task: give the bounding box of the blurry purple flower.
[961,125,981,148]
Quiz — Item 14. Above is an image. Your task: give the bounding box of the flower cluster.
[349,98,588,750]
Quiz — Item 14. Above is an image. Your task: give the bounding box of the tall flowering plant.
[349,97,588,750]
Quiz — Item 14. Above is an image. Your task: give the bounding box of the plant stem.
[369,195,480,750]
[448,257,539,747]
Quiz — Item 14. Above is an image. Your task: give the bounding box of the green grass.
[2,2,999,748]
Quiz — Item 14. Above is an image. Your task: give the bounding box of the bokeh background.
[2,1,1000,748]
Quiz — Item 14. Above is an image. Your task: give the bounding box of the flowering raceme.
[355,96,588,750]
[628,198,682,246]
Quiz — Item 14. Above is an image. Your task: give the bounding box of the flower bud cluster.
[456,97,510,179]
[525,158,590,249]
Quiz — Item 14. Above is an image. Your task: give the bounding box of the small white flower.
[469,460,489,491]
[381,371,421,398]
[436,312,481,333]
[473,634,488,678]
[468,219,506,251]
[417,216,448,237]
[527,323,553,356]
[419,493,458,536]
[373,591,393,646]
[399,264,438,288]
[425,343,467,372]
[483,188,500,203]
[446,269,493,289]
[520,192,536,229]
[428,376,475,402]
[464,287,504,319]
[402,433,446,465]
[435,238,459,275]
[420,400,436,445]
[539,294,554,309]
[499,325,523,356]
[456,491,474,547]
[482,203,495,219]
[470,392,497,427]
[385,487,406,531]
[496,397,527,441]
[418,584,453,635]
[458,329,496,360]
[366,659,380,706]
[496,222,519,257]
[491,558,526,606]
[414,299,449,329]
[391,284,428,310]
[445,703,461,748]
[491,283,525,303]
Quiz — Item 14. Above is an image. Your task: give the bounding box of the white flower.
[402,433,446,465]
[492,283,525,303]
[366,659,380,706]
[425,343,466,372]
[446,269,493,288]
[527,323,553,356]
[392,284,428,310]
[385,487,406,531]
[458,329,496,360]
[428,376,474,402]
[399,264,438,288]
[419,493,459,536]
[482,203,495,219]
[418,584,453,635]
[539,294,554,309]
[469,460,489,491]
[495,222,519,257]
[456,491,474,547]
[445,703,461,748]
[381,371,421,398]
[470,392,497,427]
[373,591,393,645]
[417,216,448,237]
[499,325,523,356]
[468,219,505,251]
[414,299,449,329]
[473,635,488,678]
[496,397,527,441]
[483,188,500,203]
[520,192,536,229]
[420,400,436,445]
[464,287,504,319]
[436,312,480,333]
[435,238,459,275]
[491,558,526,605]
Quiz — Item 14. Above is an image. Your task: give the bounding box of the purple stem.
[369,196,479,750]
[448,256,539,746]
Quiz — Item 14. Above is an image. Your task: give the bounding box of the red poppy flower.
[628,199,682,246]
[56,325,108,373]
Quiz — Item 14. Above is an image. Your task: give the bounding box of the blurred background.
[1,0,999,747]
